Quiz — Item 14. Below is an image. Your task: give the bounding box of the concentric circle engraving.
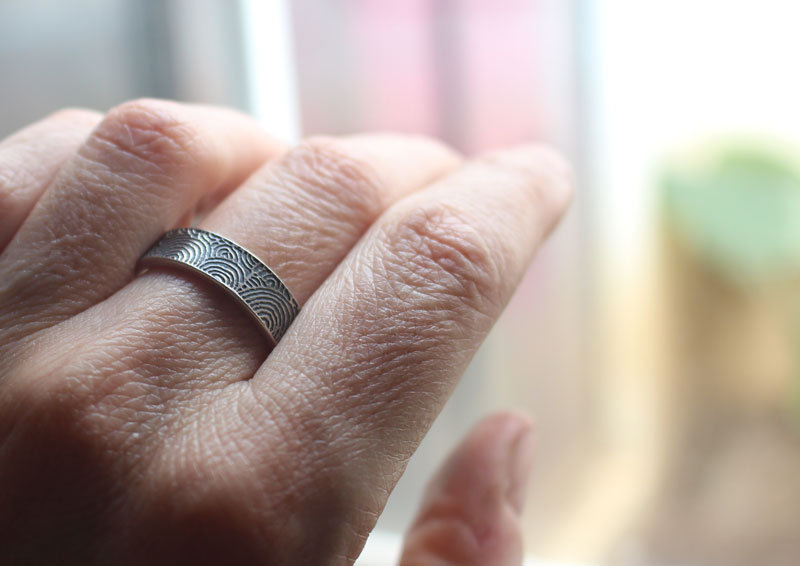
[138,228,300,344]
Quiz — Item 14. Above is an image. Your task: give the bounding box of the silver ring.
[138,228,299,346]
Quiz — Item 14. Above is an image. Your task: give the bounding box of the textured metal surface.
[139,228,299,345]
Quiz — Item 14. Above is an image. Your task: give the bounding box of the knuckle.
[277,136,385,222]
[381,202,506,316]
[88,98,210,174]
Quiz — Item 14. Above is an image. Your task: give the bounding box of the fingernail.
[506,421,535,514]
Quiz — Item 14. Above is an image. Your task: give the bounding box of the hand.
[0,99,570,565]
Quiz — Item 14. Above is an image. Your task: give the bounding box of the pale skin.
[0,100,571,565]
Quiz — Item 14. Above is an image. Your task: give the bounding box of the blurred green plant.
[663,141,800,287]
[662,140,800,418]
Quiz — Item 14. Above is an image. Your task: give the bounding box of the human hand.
[0,100,570,565]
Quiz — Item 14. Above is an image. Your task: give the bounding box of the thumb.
[398,411,535,566]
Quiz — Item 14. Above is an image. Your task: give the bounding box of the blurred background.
[3,0,800,564]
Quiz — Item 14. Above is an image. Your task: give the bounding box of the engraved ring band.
[138,228,300,346]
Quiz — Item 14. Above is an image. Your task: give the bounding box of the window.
[3,1,799,563]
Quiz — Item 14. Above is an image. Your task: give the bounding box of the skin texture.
[0,99,571,565]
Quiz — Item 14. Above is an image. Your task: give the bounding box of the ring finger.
[19,134,460,410]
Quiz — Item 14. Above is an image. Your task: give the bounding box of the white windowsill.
[357,530,589,566]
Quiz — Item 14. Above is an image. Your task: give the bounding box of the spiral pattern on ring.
[140,228,299,342]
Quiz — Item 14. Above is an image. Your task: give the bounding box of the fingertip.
[480,144,574,219]
[465,411,535,514]
[399,411,534,565]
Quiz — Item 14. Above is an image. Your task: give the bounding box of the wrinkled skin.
[0,100,570,565]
